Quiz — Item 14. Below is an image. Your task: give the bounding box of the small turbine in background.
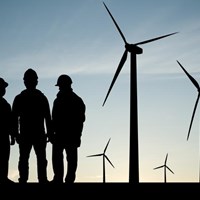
[153,153,174,183]
[87,138,114,183]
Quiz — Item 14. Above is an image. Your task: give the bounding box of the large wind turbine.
[177,60,200,141]
[102,1,178,183]
[177,60,200,182]
[87,138,114,183]
[153,153,174,183]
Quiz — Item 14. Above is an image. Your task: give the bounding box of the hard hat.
[23,68,38,81]
[0,77,8,88]
[55,74,72,86]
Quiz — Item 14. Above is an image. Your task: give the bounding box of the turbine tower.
[153,153,174,183]
[87,138,114,183]
[177,60,200,140]
[102,1,178,183]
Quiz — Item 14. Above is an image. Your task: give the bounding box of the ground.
[0,183,199,197]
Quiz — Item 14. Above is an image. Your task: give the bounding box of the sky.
[1,0,200,183]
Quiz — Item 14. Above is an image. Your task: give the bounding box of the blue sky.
[1,0,200,182]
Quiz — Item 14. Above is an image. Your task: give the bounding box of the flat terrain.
[0,183,199,197]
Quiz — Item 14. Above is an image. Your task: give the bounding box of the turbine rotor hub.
[125,44,143,54]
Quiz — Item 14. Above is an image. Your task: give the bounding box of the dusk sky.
[1,0,200,183]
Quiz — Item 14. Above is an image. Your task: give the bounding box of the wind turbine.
[153,153,174,183]
[177,60,200,141]
[102,1,178,183]
[87,138,114,183]
[177,60,200,182]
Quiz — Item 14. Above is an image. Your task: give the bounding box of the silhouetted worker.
[0,78,15,184]
[50,74,86,183]
[12,68,53,183]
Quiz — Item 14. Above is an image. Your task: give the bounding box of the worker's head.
[0,77,8,97]
[55,74,72,88]
[23,68,38,89]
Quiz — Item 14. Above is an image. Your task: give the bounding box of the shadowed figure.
[0,78,15,184]
[12,68,53,183]
[49,74,86,183]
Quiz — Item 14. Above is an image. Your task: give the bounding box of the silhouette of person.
[12,68,53,183]
[0,78,15,184]
[50,74,86,183]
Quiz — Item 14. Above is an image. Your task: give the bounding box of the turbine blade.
[102,49,128,106]
[187,93,200,140]
[177,60,200,90]
[153,165,164,170]
[87,153,103,157]
[165,153,168,164]
[103,2,127,44]
[166,166,174,174]
[105,155,115,168]
[134,32,178,46]
[104,138,111,153]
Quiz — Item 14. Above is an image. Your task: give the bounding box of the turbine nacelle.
[125,44,143,54]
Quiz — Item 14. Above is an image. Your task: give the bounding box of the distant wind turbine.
[177,60,200,141]
[153,153,174,183]
[102,1,178,183]
[87,138,114,183]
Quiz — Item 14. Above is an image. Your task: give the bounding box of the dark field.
[1,183,199,197]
